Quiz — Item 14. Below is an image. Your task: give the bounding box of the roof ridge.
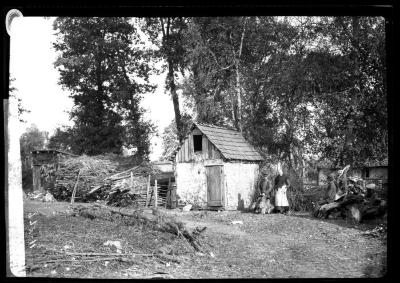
[195,122,238,132]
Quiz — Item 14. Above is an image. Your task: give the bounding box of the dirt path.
[157,210,386,278]
[23,201,386,278]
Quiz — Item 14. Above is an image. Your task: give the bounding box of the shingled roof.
[193,123,264,162]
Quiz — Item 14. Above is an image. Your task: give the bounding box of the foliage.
[181,16,387,181]
[53,17,156,158]
[141,17,189,142]
[160,113,193,160]
[47,127,75,153]
[9,76,30,123]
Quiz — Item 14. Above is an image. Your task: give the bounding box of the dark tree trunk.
[167,58,183,143]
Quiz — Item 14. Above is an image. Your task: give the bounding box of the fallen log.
[314,194,365,220]
[313,193,386,223]
[72,204,207,252]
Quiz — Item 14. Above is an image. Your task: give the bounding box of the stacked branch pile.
[100,163,164,207]
[50,154,167,207]
[47,153,170,208]
[49,155,118,202]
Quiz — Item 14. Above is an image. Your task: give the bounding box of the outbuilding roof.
[193,123,264,162]
[31,148,77,156]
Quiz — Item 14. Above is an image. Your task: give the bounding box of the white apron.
[275,185,289,207]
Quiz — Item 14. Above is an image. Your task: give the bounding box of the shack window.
[193,135,203,152]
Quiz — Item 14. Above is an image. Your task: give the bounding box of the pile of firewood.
[87,162,164,207]
[313,165,387,222]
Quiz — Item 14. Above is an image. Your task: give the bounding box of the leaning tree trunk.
[233,17,247,133]
[167,58,183,143]
[160,17,183,144]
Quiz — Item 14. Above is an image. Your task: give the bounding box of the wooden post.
[154,179,158,207]
[130,171,133,190]
[145,174,151,207]
[32,165,41,192]
[166,177,171,208]
[71,170,82,204]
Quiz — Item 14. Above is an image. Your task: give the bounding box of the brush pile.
[312,165,387,223]
[100,162,164,207]
[49,154,168,207]
[49,155,118,202]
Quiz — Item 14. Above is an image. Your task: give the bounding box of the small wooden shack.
[173,123,264,210]
[31,149,77,191]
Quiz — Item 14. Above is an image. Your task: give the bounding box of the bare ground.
[23,200,386,278]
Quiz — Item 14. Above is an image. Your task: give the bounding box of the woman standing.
[274,163,291,215]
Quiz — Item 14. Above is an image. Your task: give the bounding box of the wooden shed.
[173,123,264,210]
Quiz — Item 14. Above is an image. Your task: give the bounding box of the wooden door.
[206,165,223,207]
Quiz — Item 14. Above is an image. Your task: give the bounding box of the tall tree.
[314,16,387,166]
[182,16,387,175]
[53,17,155,157]
[182,17,252,130]
[141,17,188,142]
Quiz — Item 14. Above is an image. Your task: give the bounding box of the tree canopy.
[53,17,156,158]
[50,16,386,172]
[167,16,387,174]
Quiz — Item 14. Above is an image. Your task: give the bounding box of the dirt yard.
[23,200,386,278]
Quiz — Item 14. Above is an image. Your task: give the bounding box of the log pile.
[313,165,387,223]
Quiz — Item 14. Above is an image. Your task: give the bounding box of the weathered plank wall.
[224,162,260,210]
[175,131,221,163]
[369,167,388,180]
[32,151,58,166]
[32,165,41,191]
